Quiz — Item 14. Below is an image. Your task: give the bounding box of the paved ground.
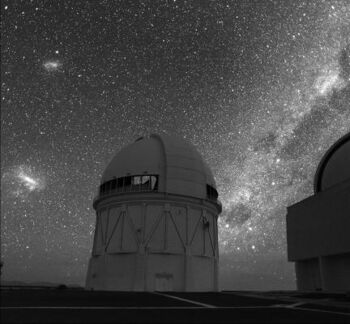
[1,287,349,323]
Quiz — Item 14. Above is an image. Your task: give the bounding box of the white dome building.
[287,132,350,291]
[86,134,221,291]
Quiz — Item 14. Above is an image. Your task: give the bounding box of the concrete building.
[287,132,350,291]
[86,134,221,291]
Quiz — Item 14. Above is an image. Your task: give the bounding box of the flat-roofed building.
[287,132,350,291]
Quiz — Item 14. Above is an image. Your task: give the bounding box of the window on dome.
[132,176,141,191]
[132,176,142,185]
[151,176,158,190]
[117,177,124,192]
[141,176,151,191]
[124,176,132,191]
[99,175,159,196]
[111,179,117,191]
[206,184,218,201]
[105,181,111,193]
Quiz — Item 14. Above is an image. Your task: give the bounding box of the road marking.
[271,303,350,316]
[220,292,350,316]
[151,292,216,308]
[223,291,283,300]
[284,302,306,308]
[294,306,350,316]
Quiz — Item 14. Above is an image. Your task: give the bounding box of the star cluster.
[1,0,349,289]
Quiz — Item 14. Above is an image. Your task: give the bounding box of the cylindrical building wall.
[86,193,219,291]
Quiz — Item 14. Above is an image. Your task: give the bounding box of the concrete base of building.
[86,193,220,292]
[295,253,350,291]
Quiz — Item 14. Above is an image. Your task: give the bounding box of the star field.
[1,0,349,289]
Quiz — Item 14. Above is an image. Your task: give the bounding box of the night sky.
[1,0,349,290]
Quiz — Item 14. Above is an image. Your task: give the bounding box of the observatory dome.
[87,133,221,291]
[100,133,218,202]
[314,132,350,193]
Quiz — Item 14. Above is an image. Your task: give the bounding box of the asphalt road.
[1,288,349,323]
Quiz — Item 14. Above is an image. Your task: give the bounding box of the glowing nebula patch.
[314,70,344,96]
[2,165,46,199]
[17,170,41,191]
[43,60,62,72]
